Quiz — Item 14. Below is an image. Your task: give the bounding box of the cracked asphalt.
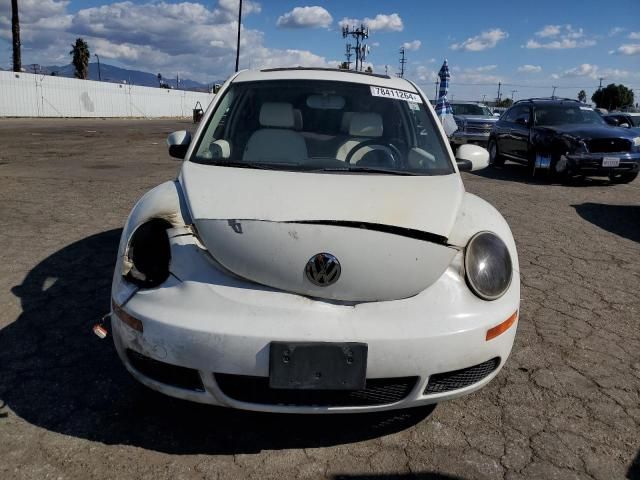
[1,118,639,480]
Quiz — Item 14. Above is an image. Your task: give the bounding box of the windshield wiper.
[212,161,302,170]
[318,166,419,176]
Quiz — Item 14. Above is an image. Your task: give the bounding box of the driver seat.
[335,112,393,164]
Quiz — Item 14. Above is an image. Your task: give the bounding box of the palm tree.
[11,0,21,72]
[69,38,90,79]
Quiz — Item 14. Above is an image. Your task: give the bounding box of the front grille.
[466,124,493,134]
[215,374,418,407]
[126,349,204,391]
[587,138,632,153]
[424,357,500,394]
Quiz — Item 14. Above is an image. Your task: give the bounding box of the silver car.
[449,102,499,149]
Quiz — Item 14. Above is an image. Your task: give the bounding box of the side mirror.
[619,123,630,128]
[456,144,489,172]
[167,130,192,159]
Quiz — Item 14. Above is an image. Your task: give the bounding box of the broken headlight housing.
[465,231,512,301]
[124,218,172,288]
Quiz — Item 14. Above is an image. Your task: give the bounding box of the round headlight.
[124,218,172,288]
[465,231,512,301]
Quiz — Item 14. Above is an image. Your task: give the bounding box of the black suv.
[488,98,640,183]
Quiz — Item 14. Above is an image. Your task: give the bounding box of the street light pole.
[235,0,243,72]
[94,53,101,81]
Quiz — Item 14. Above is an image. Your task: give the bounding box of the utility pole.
[397,47,406,78]
[94,53,101,81]
[176,73,179,90]
[552,86,557,98]
[11,0,21,72]
[235,0,243,72]
[385,65,388,76]
[342,24,369,71]
[496,82,502,104]
[598,77,604,90]
[511,89,517,101]
[434,79,439,102]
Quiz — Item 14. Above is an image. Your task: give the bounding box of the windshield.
[534,105,606,126]
[451,103,492,116]
[191,80,454,176]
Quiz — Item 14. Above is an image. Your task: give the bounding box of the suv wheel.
[609,172,639,184]
[488,139,504,167]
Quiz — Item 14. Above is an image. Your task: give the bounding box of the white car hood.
[180,163,464,238]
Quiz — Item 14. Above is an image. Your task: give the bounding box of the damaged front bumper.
[563,152,640,175]
[110,229,520,413]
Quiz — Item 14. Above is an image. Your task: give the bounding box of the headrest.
[340,112,354,133]
[349,112,383,137]
[259,102,295,128]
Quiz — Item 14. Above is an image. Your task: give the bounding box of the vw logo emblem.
[305,253,341,287]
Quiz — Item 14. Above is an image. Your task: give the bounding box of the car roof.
[513,98,584,106]
[232,67,419,92]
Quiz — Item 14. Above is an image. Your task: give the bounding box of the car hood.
[455,115,498,122]
[180,163,464,238]
[536,124,635,140]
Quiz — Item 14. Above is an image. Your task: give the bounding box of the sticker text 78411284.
[370,86,423,103]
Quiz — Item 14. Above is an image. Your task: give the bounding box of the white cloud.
[401,40,421,51]
[276,6,332,29]
[450,29,508,52]
[517,64,542,73]
[525,25,595,49]
[339,13,403,32]
[552,64,638,81]
[613,44,640,55]
[536,25,561,37]
[609,27,625,37]
[628,32,640,40]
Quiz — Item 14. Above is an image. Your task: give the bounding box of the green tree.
[69,38,90,79]
[591,83,634,110]
[338,61,349,70]
[577,90,587,103]
[497,97,513,108]
[11,0,21,72]
[365,65,373,73]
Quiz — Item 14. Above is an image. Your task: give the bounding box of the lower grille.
[215,374,418,407]
[126,349,204,392]
[424,357,500,394]
[466,125,493,134]
[588,138,631,153]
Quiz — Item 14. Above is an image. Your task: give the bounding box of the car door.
[494,107,517,157]
[510,105,532,160]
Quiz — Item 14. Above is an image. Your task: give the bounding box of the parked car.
[449,101,499,149]
[109,67,520,413]
[488,98,640,183]
[603,112,640,129]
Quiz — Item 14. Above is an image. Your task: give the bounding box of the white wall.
[0,71,214,118]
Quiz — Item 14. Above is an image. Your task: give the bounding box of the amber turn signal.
[112,299,144,332]
[486,311,518,341]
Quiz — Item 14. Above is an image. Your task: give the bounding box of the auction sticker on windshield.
[370,86,422,103]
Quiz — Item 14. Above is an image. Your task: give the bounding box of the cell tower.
[345,43,353,70]
[342,24,369,71]
[397,47,406,78]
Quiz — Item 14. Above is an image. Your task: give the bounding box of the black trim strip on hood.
[289,220,449,245]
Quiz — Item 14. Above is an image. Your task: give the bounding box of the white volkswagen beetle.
[110,68,520,413]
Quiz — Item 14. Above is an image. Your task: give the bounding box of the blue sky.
[1,0,639,101]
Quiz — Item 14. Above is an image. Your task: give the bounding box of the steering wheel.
[345,139,403,167]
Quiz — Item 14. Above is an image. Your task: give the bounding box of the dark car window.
[534,105,606,126]
[506,105,530,125]
[503,107,518,123]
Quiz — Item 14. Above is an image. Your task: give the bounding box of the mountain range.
[17,62,220,91]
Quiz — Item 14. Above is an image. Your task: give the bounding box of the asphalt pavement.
[0,118,638,480]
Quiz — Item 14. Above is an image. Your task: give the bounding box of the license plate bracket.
[603,156,620,168]
[269,342,367,390]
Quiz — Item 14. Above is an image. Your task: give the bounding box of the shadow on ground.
[0,229,434,455]
[470,162,613,187]
[573,203,640,243]
[629,449,640,480]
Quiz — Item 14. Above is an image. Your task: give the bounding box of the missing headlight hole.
[125,218,172,288]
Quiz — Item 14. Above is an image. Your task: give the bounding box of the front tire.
[609,172,638,184]
[488,139,505,167]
